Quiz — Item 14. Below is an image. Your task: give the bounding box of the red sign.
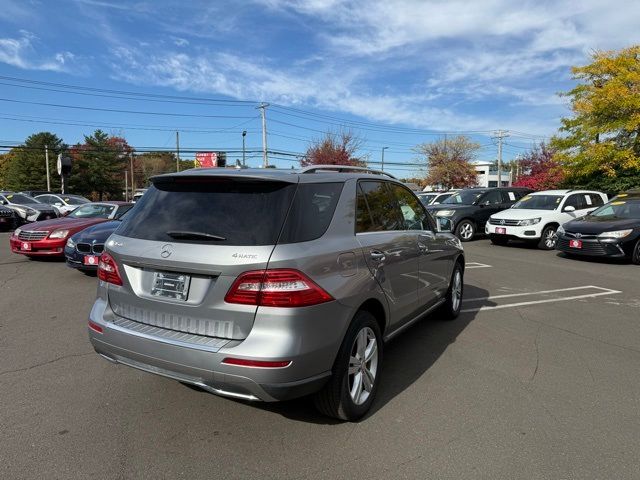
[569,239,583,249]
[195,152,218,168]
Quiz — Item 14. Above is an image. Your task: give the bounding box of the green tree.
[415,135,479,190]
[3,132,65,191]
[552,45,640,192]
[69,130,132,200]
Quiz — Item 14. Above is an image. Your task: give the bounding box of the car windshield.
[512,195,563,210]
[5,193,40,204]
[68,204,115,218]
[442,190,485,205]
[64,196,90,205]
[587,199,640,220]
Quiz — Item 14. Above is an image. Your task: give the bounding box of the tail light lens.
[224,269,333,307]
[98,252,123,286]
[221,358,291,368]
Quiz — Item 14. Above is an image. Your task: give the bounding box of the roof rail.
[299,164,397,179]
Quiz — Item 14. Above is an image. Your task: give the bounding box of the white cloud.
[0,30,79,72]
[173,37,189,47]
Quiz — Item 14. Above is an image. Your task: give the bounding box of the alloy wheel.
[544,229,557,248]
[459,223,474,240]
[348,327,379,406]
[452,269,462,312]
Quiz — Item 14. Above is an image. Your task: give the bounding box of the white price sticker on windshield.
[585,195,592,205]
[508,192,516,201]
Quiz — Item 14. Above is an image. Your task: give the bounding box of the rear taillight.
[88,321,103,334]
[224,269,333,307]
[98,252,123,286]
[221,358,291,368]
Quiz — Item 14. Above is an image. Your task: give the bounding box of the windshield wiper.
[166,230,227,241]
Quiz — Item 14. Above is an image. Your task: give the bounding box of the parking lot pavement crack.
[0,351,94,377]
[529,321,542,383]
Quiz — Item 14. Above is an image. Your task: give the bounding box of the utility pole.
[130,152,134,199]
[381,146,388,171]
[45,145,51,192]
[242,130,247,167]
[124,169,128,202]
[176,131,180,172]
[257,103,269,167]
[494,130,509,187]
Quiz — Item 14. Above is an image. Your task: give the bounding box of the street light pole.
[45,145,51,192]
[242,130,247,167]
[381,146,388,172]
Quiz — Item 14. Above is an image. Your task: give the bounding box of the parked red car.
[10,201,132,257]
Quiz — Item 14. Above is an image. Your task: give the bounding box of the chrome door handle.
[370,250,386,262]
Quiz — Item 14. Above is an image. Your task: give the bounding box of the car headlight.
[66,237,75,249]
[518,217,541,226]
[597,229,632,239]
[49,229,70,239]
[557,225,565,235]
[14,227,22,237]
[435,210,456,217]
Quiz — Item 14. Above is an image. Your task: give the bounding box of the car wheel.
[440,262,464,320]
[490,235,509,246]
[455,220,475,242]
[538,226,557,250]
[632,240,640,265]
[314,311,382,421]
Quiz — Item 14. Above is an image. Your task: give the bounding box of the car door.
[388,183,451,306]
[356,181,420,327]
[475,190,504,229]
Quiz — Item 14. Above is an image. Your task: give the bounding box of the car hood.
[490,208,552,219]
[20,217,108,232]
[563,216,639,234]
[71,220,121,243]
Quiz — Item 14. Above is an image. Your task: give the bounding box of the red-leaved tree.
[301,130,366,166]
[513,142,565,190]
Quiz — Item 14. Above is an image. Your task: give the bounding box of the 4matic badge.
[232,253,258,260]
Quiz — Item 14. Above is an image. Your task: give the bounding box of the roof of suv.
[530,189,602,196]
[152,166,400,184]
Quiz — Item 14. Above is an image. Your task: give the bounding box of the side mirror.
[563,205,576,212]
[436,217,453,233]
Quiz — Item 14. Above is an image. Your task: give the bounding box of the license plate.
[495,227,507,234]
[151,271,191,301]
[569,239,583,249]
[83,255,100,266]
[21,242,31,251]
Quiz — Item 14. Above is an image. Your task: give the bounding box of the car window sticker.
[508,192,516,201]
[585,195,592,206]
[611,201,626,205]
[521,196,531,201]
[617,193,628,197]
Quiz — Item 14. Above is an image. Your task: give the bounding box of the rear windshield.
[116,179,342,246]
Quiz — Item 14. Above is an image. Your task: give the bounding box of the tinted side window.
[357,181,402,232]
[564,194,583,210]
[278,183,343,244]
[389,184,428,230]
[587,194,604,207]
[481,190,503,205]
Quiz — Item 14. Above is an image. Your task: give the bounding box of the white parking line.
[461,285,622,313]
[466,262,492,269]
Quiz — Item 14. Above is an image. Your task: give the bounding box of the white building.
[474,162,512,188]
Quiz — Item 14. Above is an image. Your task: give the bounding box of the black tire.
[440,262,464,320]
[314,311,383,421]
[455,220,476,242]
[537,225,557,250]
[632,240,640,265]
[490,235,509,246]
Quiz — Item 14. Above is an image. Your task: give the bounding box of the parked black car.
[64,219,121,272]
[0,205,18,231]
[0,191,59,224]
[427,187,533,241]
[556,191,640,264]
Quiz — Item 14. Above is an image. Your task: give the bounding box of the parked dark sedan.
[65,219,121,272]
[556,192,640,264]
[427,187,533,241]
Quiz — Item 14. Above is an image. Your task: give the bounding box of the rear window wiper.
[166,230,227,241]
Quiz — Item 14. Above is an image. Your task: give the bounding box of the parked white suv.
[485,189,608,249]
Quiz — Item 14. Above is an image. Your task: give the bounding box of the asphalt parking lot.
[1,233,639,480]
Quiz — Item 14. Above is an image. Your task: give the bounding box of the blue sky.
[1,0,639,177]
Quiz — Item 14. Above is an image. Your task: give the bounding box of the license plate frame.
[151,271,191,301]
[569,239,583,249]
[83,255,100,266]
[21,242,31,251]
[495,227,507,235]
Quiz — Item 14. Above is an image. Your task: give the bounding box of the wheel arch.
[356,298,387,337]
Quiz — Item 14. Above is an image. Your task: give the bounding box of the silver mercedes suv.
[88,166,465,421]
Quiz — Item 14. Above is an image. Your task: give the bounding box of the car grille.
[18,230,48,241]
[489,218,520,226]
[557,237,607,255]
[0,209,14,217]
[564,231,598,240]
[76,243,104,254]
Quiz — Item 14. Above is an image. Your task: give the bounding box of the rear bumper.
[88,298,348,402]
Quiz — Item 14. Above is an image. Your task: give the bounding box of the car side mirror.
[563,206,576,212]
[436,217,453,233]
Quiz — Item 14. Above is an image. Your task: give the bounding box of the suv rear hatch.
[106,173,299,341]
